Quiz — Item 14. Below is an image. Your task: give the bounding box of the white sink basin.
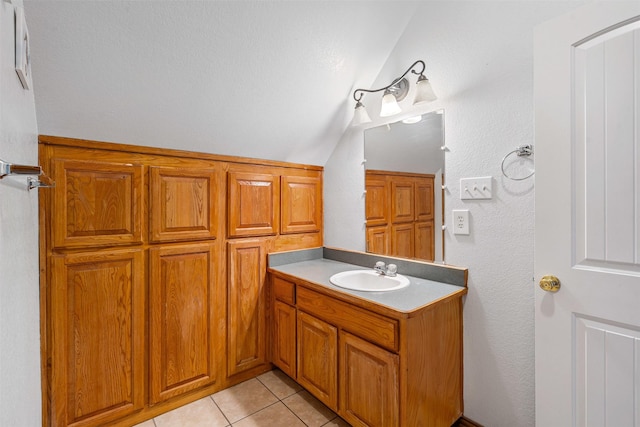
[329,270,410,292]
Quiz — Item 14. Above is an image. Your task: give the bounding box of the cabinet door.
[281,174,322,234]
[272,300,297,378]
[52,159,143,249]
[149,167,217,242]
[228,171,279,237]
[51,249,145,427]
[414,176,434,222]
[365,174,389,227]
[227,239,267,376]
[297,311,338,409]
[339,331,399,427]
[366,225,389,255]
[390,223,414,259]
[149,243,219,403]
[390,178,414,224]
[414,221,435,262]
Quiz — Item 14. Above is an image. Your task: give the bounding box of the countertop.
[268,257,467,314]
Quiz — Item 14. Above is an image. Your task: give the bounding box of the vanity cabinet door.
[297,311,338,409]
[280,173,322,234]
[227,239,268,377]
[149,243,219,403]
[272,300,297,378]
[339,331,399,427]
[149,167,218,243]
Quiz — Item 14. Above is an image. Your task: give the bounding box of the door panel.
[51,249,145,426]
[149,243,218,403]
[280,174,322,234]
[52,159,143,249]
[534,4,640,425]
[227,239,267,376]
[228,171,278,237]
[296,311,337,409]
[149,167,217,242]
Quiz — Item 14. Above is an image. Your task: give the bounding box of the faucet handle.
[374,261,386,269]
[387,264,397,275]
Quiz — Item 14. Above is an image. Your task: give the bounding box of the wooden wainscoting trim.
[455,415,485,427]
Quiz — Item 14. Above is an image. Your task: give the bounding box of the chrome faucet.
[374,261,397,277]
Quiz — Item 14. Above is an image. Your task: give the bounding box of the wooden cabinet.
[52,159,144,249]
[227,239,268,377]
[40,136,323,427]
[227,171,279,238]
[51,249,145,427]
[149,167,218,242]
[280,173,322,234]
[339,331,399,427]
[268,273,464,426]
[149,243,220,403]
[297,311,338,409]
[365,170,435,261]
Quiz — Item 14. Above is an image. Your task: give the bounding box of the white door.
[535,3,640,426]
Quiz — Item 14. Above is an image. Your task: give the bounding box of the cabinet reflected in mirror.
[364,110,444,263]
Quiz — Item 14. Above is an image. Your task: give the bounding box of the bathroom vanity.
[268,248,467,427]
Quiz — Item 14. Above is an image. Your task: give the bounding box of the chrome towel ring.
[501,145,534,181]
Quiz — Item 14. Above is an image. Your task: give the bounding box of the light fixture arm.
[352,60,426,102]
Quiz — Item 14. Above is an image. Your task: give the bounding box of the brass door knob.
[539,275,561,293]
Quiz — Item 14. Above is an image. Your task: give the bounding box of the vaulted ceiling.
[23,1,419,165]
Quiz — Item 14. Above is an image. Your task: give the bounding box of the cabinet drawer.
[273,277,296,305]
[297,287,398,352]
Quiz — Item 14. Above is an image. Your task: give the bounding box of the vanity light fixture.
[351,60,437,126]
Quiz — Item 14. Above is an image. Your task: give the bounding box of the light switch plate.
[452,210,470,235]
[460,176,493,200]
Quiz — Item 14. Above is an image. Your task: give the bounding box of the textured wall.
[324,2,585,426]
[0,1,42,425]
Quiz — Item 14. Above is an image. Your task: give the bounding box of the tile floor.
[134,369,350,427]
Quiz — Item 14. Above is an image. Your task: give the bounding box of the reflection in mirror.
[364,110,444,263]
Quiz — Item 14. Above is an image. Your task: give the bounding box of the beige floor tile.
[256,369,302,400]
[283,390,337,427]
[133,420,156,427]
[231,402,305,427]
[154,396,229,427]
[212,378,278,423]
[321,416,351,427]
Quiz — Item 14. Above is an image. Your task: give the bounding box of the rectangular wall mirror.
[364,110,445,263]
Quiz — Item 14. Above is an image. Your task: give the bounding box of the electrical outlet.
[452,209,470,235]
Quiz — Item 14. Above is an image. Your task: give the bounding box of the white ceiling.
[23,1,419,165]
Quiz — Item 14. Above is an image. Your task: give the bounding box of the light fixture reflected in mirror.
[352,60,437,126]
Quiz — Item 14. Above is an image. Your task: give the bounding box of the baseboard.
[457,415,484,427]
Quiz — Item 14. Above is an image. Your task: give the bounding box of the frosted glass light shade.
[413,75,437,104]
[380,91,401,117]
[352,101,372,126]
